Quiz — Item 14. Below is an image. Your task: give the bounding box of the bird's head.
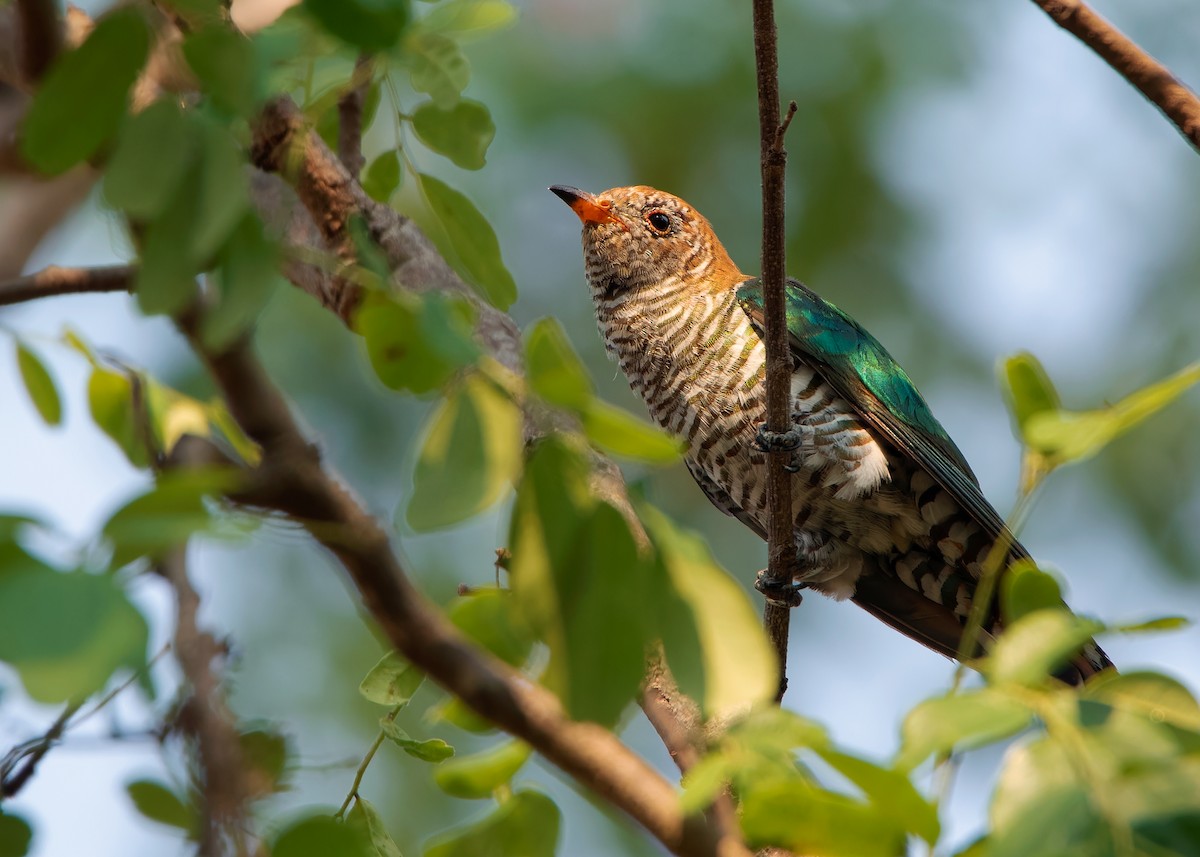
[550,184,744,298]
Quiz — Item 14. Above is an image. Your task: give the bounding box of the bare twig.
[1,701,81,798]
[336,55,372,180]
[0,264,134,306]
[1030,0,1200,154]
[752,0,796,704]
[15,0,61,83]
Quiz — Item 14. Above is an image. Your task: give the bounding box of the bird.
[550,183,1111,684]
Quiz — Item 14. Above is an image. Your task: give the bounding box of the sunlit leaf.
[404,32,469,108]
[580,400,681,463]
[447,588,534,667]
[347,798,403,857]
[104,100,197,218]
[412,99,495,170]
[15,342,62,426]
[0,568,148,703]
[418,173,516,310]
[423,790,559,857]
[303,0,411,52]
[1111,616,1191,634]
[363,151,403,202]
[183,26,262,117]
[125,780,197,835]
[0,813,32,857]
[273,815,372,857]
[638,503,775,718]
[20,8,151,174]
[896,688,1033,770]
[379,720,454,762]
[87,367,150,467]
[741,780,906,857]
[1000,559,1063,624]
[1000,352,1060,434]
[421,0,517,40]
[406,372,521,531]
[816,749,939,844]
[524,318,592,410]
[359,651,425,706]
[985,610,1104,686]
[1084,671,1200,732]
[434,739,531,798]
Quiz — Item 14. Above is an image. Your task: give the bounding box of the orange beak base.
[550,185,626,229]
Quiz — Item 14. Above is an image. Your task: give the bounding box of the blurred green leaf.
[183,26,262,117]
[1000,559,1063,624]
[134,167,204,316]
[15,341,62,426]
[125,780,197,835]
[418,173,516,310]
[20,8,151,174]
[379,720,454,762]
[359,651,425,706]
[412,99,495,170]
[104,101,196,219]
[740,780,906,857]
[356,291,479,394]
[347,798,404,857]
[202,213,281,350]
[406,372,521,531]
[524,318,592,410]
[274,815,372,857]
[423,790,559,857]
[303,0,411,52]
[1084,671,1200,732]
[363,151,403,202]
[421,0,517,40]
[87,367,150,468]
[0,814,32,857]
[428,697,494,734]
[1001,352,1061,435]
[1135,812,1200,857]
[985,610,1104,686]
[579,399,681,463]
[239,728,291,796]
[404,32,469,108]
[102,468,239,568]
[816,748,940,844]
[447,588,534,667]
[434,739,531,798]
[897,688,1033,770]
[0,568,148,703]
[192,118,252,265]
[1111,616,1191,634]
[158,0,223,28]
[638,503,775,718]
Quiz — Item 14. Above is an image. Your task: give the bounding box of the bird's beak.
[550,185,627,230]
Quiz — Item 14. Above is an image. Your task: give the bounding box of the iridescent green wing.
[737,278,1016,548]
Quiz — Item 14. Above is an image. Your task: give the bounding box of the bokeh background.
[2,0,1200,854]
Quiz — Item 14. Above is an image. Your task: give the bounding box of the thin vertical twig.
[752,0,797,704]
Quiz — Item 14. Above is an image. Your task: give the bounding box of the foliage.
[1,1,1199,857]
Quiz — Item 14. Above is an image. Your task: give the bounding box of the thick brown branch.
[1031,0,1200,154]
[0,264,134,306]
[752,0,795,703]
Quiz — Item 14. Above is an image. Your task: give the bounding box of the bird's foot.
[755,569,804,608]
[754,425,803,471]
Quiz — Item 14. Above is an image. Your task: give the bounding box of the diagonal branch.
[0,264,134,306]
[1030,0,1200,154]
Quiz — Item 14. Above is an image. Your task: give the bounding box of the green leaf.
[125,780,197,835]
[740,780,906,857]
[816,749,940,844]
[183,26,262,117]
[524,318,592,410]
[102,468,239,568]
[1001,352,1060,435]
[423,790,559,857]
[0,814,32,857]
[15,342,62,426]
[985,609,1105,686]
[638,503,776,718]
[434,739,531,798]
[1024,361,1200,467]
[411,100,495,170]
[1135,812,1200,857]
[421,0,517,40]
[1000,559,1063,624]
[379,720,454,762]
[896,688,1034,770]
[347,798,404,857]
[191,118,252,264]
[447,588,534,667]
[20,8,151,174]
[303,0,411,52]
[1112,615,1191,634]
[356,291,479,395]
[428,697,495,734]
[202,213,281,350]
[0,568,148,703]
[273,815,372,857]
[406,372,521,531]
[418,173,516,310]
[1083,671,1200,731]
[87,367,149,467]
[239,729,291,796]
[580,400,681,463]
[104,100,197,219]
[363,151,403,202]
[404,32,469,108]
[359,651,425,706]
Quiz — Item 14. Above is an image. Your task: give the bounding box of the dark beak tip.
[549,184,584,204]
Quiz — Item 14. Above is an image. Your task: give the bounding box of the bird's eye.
[646,211,671,233]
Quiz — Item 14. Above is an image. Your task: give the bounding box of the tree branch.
[14,0,60,83]
[1030,0,1200,154]
[752,0,796,704]
[0,264,134,306]
[336,55,372,181]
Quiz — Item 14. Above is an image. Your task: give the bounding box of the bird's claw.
[755,570,804,608]
[754,424,802,454]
